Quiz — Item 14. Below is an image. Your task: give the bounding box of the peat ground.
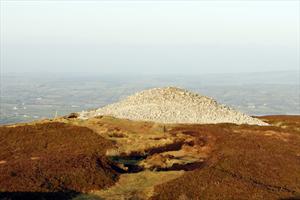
[0,115,299,200]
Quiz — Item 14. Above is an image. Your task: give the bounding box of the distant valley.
[1,70,299,124]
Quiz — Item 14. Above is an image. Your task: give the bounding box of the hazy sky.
[0,0,299,75]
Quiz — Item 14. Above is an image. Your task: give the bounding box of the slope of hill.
[0,115,299,200]
[0,122,118,196]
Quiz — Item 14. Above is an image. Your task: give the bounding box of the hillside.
[0,115,299,200]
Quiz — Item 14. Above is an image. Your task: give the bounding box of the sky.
[0,0,299,75]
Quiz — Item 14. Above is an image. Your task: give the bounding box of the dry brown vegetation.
[257,115,300,132]
[0,115,300,200]
[151,116,300,200]
[0,122,118,194]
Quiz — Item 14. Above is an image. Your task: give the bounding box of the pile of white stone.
[79,87,268,125]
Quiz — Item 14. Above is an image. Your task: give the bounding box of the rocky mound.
[79,87,267,125]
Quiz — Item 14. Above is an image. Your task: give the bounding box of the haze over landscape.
[0,0,299,124]
[1,70,299,125]
[1,0,299,74]
[0,1,300,200]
